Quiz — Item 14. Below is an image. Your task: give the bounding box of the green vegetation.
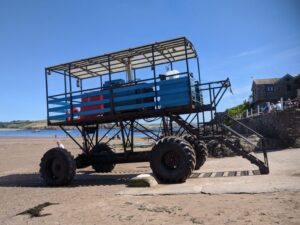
[0,120,47,129]
[0,120,161,130]
[226,101,249,118]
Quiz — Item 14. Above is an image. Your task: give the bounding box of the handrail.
[220,113,269,169]
[220,124,260,149]
[225,114,264,138]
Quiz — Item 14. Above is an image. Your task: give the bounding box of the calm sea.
[0,128,147,138]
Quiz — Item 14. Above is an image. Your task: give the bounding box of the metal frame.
[45,36,229,152]
[44,37,269,174]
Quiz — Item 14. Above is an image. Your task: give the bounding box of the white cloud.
[234,47,265,58]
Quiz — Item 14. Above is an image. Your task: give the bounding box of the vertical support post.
[95,124,99,145]
[162,116,169,136]
[80,79,83,94]
[257,105,260,114]
[196,57,203,107]
[100,76,103,89]
[202,112,206,135]
[169,118,173,135]
[196,57,201,84]
[45,69,50,124]
[208,83,214,135]
[280,97,283,110]
[133,69,136,83]
[152,45,159,109]
[108,55,114,114]
[130,120,134,152]
[82,127,89,153]
[108,55,112,83]
[196,112,200,134]
[184,38,190,75]
[213,88,216,113]
[246,109,249,118]
[120,121,127,152]
[64,71,67,99]
[184,38,193,108]
[250,108,253,117]
[68,64,74,120]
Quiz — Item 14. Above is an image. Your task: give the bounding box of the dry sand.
[0,137,299,225]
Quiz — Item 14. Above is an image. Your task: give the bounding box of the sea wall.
[231,109,300,148]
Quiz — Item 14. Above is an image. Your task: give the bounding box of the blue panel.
[159,77,191,108]
[48,76,199,120]
[49,107,112,121]
[49,99,111,112]
[158,86,189,95]
[48,89,110,104]
[114,92,155,103]
[48,101,69,106]
[115,102,156,112]
[113,83,154,93]
[157,77,189,86]
[74,108,111,116]
[160,95,189,104]
[48,114,68,120]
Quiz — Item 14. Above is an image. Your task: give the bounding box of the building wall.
[252,78,296,105]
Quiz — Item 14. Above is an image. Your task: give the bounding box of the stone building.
[251,74,298,107]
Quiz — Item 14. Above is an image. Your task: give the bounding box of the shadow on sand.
[0,169,262,188]
[0,172,137,188]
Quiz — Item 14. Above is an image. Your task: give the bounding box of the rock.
[293,138,300,148]
[127,174,158,187]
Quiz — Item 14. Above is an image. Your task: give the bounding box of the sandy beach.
[0,137,299,225]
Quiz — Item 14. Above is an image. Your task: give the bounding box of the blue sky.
[0,0,299,121]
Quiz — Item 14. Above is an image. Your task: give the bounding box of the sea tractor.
[41,37,269,186]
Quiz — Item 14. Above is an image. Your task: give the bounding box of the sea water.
[0,128,147,138]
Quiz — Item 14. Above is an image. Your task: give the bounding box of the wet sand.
[0,137,299,225]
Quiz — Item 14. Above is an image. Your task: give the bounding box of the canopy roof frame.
[46,37,198,79]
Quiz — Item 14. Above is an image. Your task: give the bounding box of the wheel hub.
[51,159,63,178]
[163,151,180,169]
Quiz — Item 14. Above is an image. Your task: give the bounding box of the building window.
[265,85,274,92]
[287,85,291,91]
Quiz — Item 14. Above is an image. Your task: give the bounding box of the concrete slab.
[118,149,300,196]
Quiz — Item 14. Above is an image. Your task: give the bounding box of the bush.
[226,101,249,118]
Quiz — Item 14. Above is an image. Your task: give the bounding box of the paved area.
[119,149,300,195]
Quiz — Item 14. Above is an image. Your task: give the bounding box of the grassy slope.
[0,120,160,130]
[0,120,47,129]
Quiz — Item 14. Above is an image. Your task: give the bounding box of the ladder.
[169,114,269,174]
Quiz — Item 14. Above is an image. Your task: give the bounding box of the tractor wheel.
[183,135,208,170]
[40,148,76,186]
[90,143,115,173]
[150,136,196,183]
[75,153,90,169]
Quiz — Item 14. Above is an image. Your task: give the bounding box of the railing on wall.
[233,97,300,120]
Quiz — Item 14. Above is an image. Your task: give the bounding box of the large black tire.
[75,153,90,169]
[40,148,76,186]
[90,143,115,173]
[150,136,196,183]
[183,135,207,170]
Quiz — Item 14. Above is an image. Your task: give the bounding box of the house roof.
[253,74,294,85]
[253,78,280,85]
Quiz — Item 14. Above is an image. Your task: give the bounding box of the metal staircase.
[169,113,269,174]
[169,114,200,136]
